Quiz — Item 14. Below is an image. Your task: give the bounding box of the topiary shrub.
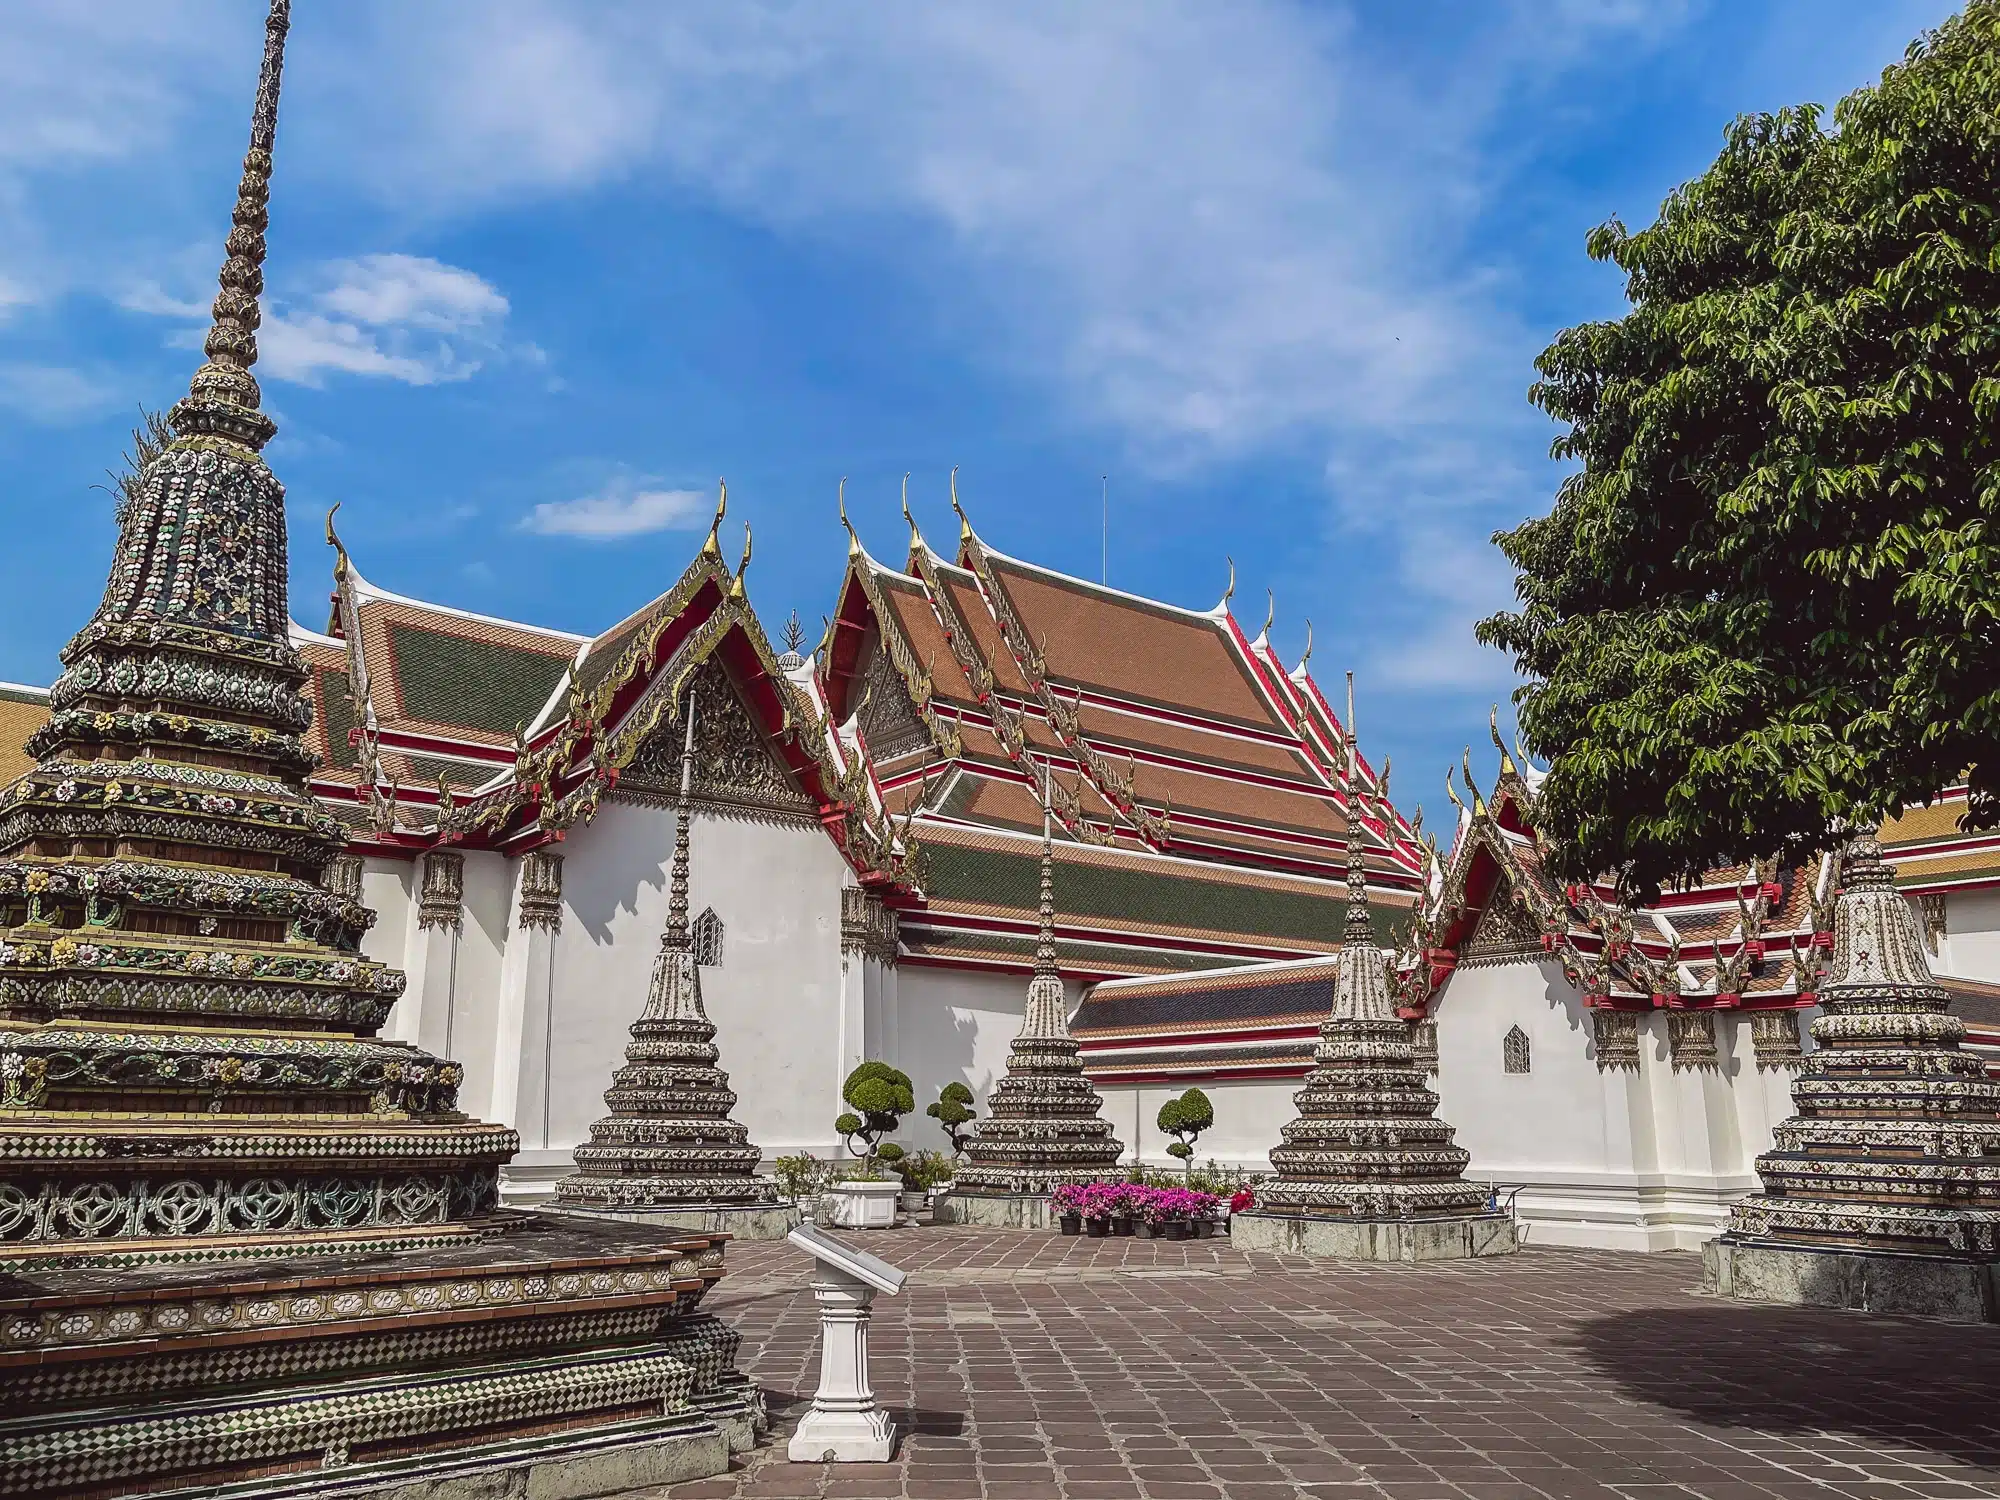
[836,1061,915,1175]
[1156,1088,1214,1177]
[927,1081,977,1156]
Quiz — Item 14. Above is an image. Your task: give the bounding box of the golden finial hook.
[1461,747,1485,815]
[1222,557,1235,606]
[739,520,753,575]
[1299,619,1312,671]
[1261,589,1274,638]
[950,465,966,522]
[902,472,920,548]
[1445,765,1464,813]
[837,476,861,556]
[1490,704,1517,777]
[702,479,727,559]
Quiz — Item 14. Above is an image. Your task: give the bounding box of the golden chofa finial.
[325,502,350,576]
[950,465,971,543]
[1461,747,1486,817]
[1444,765,1464,813]
[728,521,753,601]
[1490,704,1517,778]
[1221,556,1236,607]
[701,479,727,560]
[838,476,860,556]
[902,472,922,551]
[1260,589,1275,638]
[1298,619,1313,672]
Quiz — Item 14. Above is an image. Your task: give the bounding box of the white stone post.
[786,1225,905,1463]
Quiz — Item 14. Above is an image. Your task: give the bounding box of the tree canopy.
[1478,3,2000,899]
[926,1081,977,1157]
[835,1061,914,1165]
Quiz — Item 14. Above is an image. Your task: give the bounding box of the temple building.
[7,471,2000,1252]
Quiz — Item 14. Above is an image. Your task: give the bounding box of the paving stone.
[661,1224,2000,1499]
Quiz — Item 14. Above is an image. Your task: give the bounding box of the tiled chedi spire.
[1256,677,1490,1220]
[553,699,779,1211]
[1723,829,2000,1257]
[951,771,1124,1194]
[0,0,514,1250]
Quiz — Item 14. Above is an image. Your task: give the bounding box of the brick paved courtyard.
[662,1224,2000,1500]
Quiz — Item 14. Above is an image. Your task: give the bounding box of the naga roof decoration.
[1398,716,1830,1019]
[297,488,915,885]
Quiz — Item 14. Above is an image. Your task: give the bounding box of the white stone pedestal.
[786,1225,907,1463]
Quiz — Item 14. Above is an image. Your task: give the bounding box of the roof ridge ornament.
[1299,618,1313,673]
[902,471,922,553]
[1490,705,1518,779]
[728,521,752,602]
[1260,589,1275,640]
[172,0,288,452]
[702,479,727,561]
[1219,556,1236,611]
[838,476,860,558]
[950,465,972,544]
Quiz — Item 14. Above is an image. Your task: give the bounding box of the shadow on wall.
[564,805,672,950]
[1565,1303,2000,1469]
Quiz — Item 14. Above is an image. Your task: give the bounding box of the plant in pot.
[927,1081,977,1158]
[1108,1181,1140,1236]
[1157,1088,1214,1179]
[1050,1183,1086,1235]
[888,1147,953,1214]
[772,1151,828,1207]
[831,1061,915,1229]
[1077,1182,1119,1238]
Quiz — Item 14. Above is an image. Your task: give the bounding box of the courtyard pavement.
[661,1224,2000,1500]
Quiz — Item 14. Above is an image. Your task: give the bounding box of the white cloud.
[0,363,116,424]
[521,478,708,541]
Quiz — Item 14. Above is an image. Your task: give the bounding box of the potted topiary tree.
[1157,1088,1214,1178]
[927,1081,977,1158]
[831,1061,914,1228]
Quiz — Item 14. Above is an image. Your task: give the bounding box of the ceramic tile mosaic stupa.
[0,6,759,1494]
[1706,829,2000,1321]
[550,703,794,1239]
[936,779,1124,1228]
[1231,680,1517,1261]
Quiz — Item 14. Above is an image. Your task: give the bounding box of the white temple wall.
[494,799,847,1201]
[445,852,513,1122]
[1093,1077,1294,1174]
[1429,959,1813,1251]
[885,966,1042,1160]
[359,856,416,1042]
[1937,886,2000,980]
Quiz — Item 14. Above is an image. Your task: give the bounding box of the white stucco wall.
[1431,956,1807,1250]
[537,799,850,1167]
[1939,887,2000,982]
[1095,1077,1293,1173]
[887,965,1038,1160]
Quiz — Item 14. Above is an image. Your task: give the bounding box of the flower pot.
[1135,1220,1158,1240]
[829,1179,902,1229]
[1058,1213,1082,1236]
[898,1189,926,1215]
[1111,1215,1135,1238]
[1163,1220,1190,1241]
[1195,1217,1216,1239]
[1084,1218,1109,1238]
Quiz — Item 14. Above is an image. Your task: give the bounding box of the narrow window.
[1503,1024,1531,1075]
[693,907,724,968]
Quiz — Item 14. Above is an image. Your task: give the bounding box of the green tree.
[1478,4,2000,899]
[1156,1088,1214,1177]
[926,1081,977,1157]
[834,1061,915,1174]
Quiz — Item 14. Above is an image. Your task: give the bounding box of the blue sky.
[0,0,1957,832]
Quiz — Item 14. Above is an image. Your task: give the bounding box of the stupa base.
[0,1212,763,1498]
[1230,1209,1518,1262]
[1703,1236,2000,1323]
[545,1198,802,1242]
[932,1191,1056,1229]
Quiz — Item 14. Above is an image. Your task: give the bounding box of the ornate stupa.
[937,774,1124,1227]
[0,7,758,1492]
[1232,678,1516,1260]
[551,701,793,1238]
[1707,829,2000,1320]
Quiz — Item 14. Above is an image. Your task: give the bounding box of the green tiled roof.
[401,753,502,789]
[316,667,359,771]
[576,612,654,698]
[901,928,1238,974]
[920,841,1402,947]
[0,683,48,705]
[389,623,571,736]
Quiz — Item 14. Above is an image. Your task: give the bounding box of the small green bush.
[836,1061,915,1173]
[927,1081,977,1156]
[1156,1088,1214,1176]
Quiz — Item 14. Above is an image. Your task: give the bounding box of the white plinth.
[828,1179,901,1229]
[786,1250,901,1462]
